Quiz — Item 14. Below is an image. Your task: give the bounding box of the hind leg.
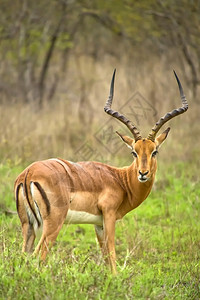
[22,223,36,253]
[17,186,36,253]
[40,227,61,261]
[33,209,67,260]
[33,226,61,260]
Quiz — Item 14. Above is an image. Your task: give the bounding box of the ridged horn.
[147,70,188,142]
[104,69,142,142]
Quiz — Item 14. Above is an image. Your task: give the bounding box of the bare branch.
[38,7,66,106]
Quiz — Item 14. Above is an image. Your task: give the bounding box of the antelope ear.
[155,127,170,148]
[116,131,134,149]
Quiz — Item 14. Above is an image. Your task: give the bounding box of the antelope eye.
[131,151,138,158]
[152,150,158,157]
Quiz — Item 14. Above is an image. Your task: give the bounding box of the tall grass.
[0,161,199,299]
[0,54,199,165]
[0,55,199,299]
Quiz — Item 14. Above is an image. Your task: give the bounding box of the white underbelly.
[65,209,103,225]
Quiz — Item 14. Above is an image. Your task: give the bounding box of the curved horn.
[147,71,188,142]
[104,69,142,142]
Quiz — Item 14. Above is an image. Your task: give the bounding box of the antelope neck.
[118,162,156,207]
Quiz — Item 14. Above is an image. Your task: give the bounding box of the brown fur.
[15,132,168,274]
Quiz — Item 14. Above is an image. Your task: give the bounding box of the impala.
[15,70,188,274]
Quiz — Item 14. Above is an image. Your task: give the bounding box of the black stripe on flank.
[24,170,41,227]
[15,183,22,213]
[33,182,51,215]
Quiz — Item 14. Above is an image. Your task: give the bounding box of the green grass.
[0,160,199,299]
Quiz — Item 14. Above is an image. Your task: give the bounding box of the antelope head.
[104,69,188,183]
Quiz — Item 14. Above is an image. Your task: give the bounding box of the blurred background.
[0,0,199,166]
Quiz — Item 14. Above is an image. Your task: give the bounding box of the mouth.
[138,176,148,183]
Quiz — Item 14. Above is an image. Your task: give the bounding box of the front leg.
[95,213,117,274]
[95,225,110,266]
[103,211,117,274]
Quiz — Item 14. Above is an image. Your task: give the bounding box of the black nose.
[139,170,149,176]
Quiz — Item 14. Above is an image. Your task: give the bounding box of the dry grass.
[0,53,199,300]
[0,53,199,167]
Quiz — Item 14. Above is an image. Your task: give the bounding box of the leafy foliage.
[0,0,199,104]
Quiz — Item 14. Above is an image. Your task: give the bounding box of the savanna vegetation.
[0,0,199,299]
